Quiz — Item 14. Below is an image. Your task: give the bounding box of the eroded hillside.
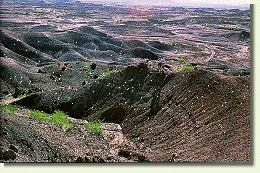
[0,1,250,162]
[5,63,250,162]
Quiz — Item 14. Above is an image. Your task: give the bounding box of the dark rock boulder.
[99,105,127,124]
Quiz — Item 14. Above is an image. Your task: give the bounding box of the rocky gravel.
[0,106,148,163]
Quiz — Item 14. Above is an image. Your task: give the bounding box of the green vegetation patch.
[50,110,72,128]
[0,104,18,114]
[101,71,114,77]
[29,110,49,122]
[29,109,73,129]
[171,40,177,45]
[178,58,185,62]
[180,66,194,72]
[85,119,103,135]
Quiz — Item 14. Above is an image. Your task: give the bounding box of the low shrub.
[29,110,49,122]
[85,119,103,135]
[171,40,177,45]
[0,104,17,114]
[180,66,194,72]
[50,110,72,128]
[101,71,114,77]
[28,109,73,129]
[178,58,185,62]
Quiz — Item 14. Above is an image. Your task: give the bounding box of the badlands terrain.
[0,0,250,162]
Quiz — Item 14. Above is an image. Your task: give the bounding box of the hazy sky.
[81,0,250,8]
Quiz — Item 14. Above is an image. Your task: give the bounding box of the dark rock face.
[130,47,158,60]
[0,26,133,66]
[50,65,249,162]
[13,93,42,110]
[0,29,55,64]
[239,31,250,40]
[83,42,99,50]
[75,156,93,163]
[230,68,250,76]
[12,88,21,98]
[9,144,19,153]
[100,105,127,124]
[78,26,111,38]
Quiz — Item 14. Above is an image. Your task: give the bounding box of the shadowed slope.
[0,57,33,91]
[22,32,71,57]
[0,29,56,63]
[64,65,250,162]
[1,25,165,67]
[0,55,56,89]
[0,44,37,66]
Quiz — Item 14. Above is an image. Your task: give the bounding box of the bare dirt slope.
[63,64,250,162]
[9,63,250,162]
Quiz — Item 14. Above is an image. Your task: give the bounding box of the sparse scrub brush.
[101,71,112,77]
[85,119,103,135]
[180,66,194,72]
[101,69,117,77]
[29,110,49,122]
[178,58,185,62]
[0,104,17,115]
[29,109,73,129]
[171,40,177,45]
[50,110,72,129]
